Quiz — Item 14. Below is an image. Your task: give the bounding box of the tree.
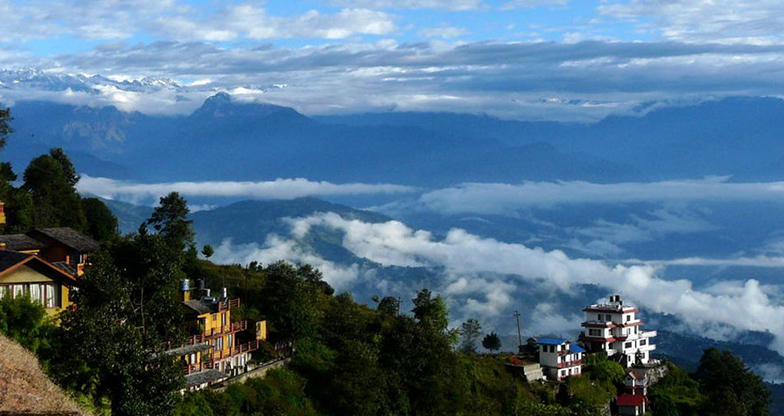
[147,192,195,252]
[695,348,771,416]
[412,289,449,333]
[459,319,482,353]
[201,244,214,258]
[51,235,185,415]
[22,149,86,231]
[82,197,118,241]
[0,106,11,149]
[481,332,502,352]
[261,261,321,341]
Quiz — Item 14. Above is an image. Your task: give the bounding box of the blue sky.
[2,0,784,120]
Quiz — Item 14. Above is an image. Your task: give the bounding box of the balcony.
[186,320,248,344]
[208,340,260,361]
[218,298,241,312]
[557,360,581,369]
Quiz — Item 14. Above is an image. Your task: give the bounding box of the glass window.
[0,285,8,299]
[29,284,42,304]
[45,284,58,308]
[13,284,26,298]
[597,314,601,321]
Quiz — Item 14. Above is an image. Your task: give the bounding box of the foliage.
[82,197,119,241]
[459,318,482,353]
[174,369,317,416]
[0,295,56,356]
[201,244,214,258]
[482,332,502,352]
[412,288,449,333]
[147,192,195,253]
[50,236,185,415]
[0,105,11,150]
[649,362,703,415]
[695,348,771,416]
[22,149,87,231]
[260,261,324,341]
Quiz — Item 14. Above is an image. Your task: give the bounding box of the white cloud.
[419,26,468,39]
[600,0,784,44]
[329,0,483,11]
[77,175,415,205]
[214,211,784,355]
[400,178,784,215]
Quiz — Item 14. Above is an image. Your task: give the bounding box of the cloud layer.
[392,178,784,215]
[212,212,784,356]
[77,175,415,205]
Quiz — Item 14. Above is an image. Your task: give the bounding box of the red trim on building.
[617,394,647,407]
[583,307,639,313]
[581,322,617,328]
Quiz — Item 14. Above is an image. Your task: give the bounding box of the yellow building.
[173,281,264,389]
[0,250,77,316]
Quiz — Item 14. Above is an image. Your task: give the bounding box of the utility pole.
[514,310,523,348]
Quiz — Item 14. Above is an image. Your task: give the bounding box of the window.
[625,342,633,348]
[597,314,602,321]
[589,329,601,336]
[45,284,58,308]
[639,339,647,346]
[221,312,227,327]
[606,314,612,321]
[0,285,8,299]
[13,284,26,298]
[625,314,630,322]
[29,284,42,303]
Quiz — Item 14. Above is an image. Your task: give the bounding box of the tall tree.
[261,261,321,341]
[147,192,194,253]
[695,348,771,416]
[52,236,185,415]
[22,149,86,231]
[412,289,449,333]
[82,197,119,242]
[459,319,482,353]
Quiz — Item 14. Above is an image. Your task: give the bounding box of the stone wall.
[213,358,291,391]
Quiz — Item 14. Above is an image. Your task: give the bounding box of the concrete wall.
[213,358,291,391]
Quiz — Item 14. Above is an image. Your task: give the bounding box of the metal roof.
[571,345,585,353]
[536,338,567,345]
[184,369,226,387]
[29,228,100,252]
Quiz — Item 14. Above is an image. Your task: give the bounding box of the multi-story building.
[536,338,583,381]
[177,280,262,386]
[579,294,657,367]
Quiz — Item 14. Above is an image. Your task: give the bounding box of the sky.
[3,0,784,120]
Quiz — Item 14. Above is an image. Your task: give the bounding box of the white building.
[536,338,584,381]
[579,294,657,367]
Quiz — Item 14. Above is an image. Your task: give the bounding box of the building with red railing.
[579,294,657,368]
[171,280,266,390]
[536,338,583,381]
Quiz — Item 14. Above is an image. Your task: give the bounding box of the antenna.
[513,310,523,348]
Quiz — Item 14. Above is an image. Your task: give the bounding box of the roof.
[0,234,47,251]
[537,338,567,345]
[0,250,76,283]
[184,369,226,387]
[571,345,585,353]
[182,299,218,315]
[161,342,213,357]
[617,394,647,407]
[626,369,647,381]
[29,228,100,252]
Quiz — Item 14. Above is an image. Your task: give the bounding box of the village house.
[0,227,100,277]
[616,393,648,415]
[173,279,265,390]
[536,338,583,381]
[0,250,77,316]
[579,295,657,367]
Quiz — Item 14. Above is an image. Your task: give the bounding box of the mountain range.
[9,92,784,186]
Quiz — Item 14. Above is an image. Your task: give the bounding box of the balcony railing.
[218,298,241,312]
[186,320,248,344]
[207,340,260,361]
[557,360,581,368]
